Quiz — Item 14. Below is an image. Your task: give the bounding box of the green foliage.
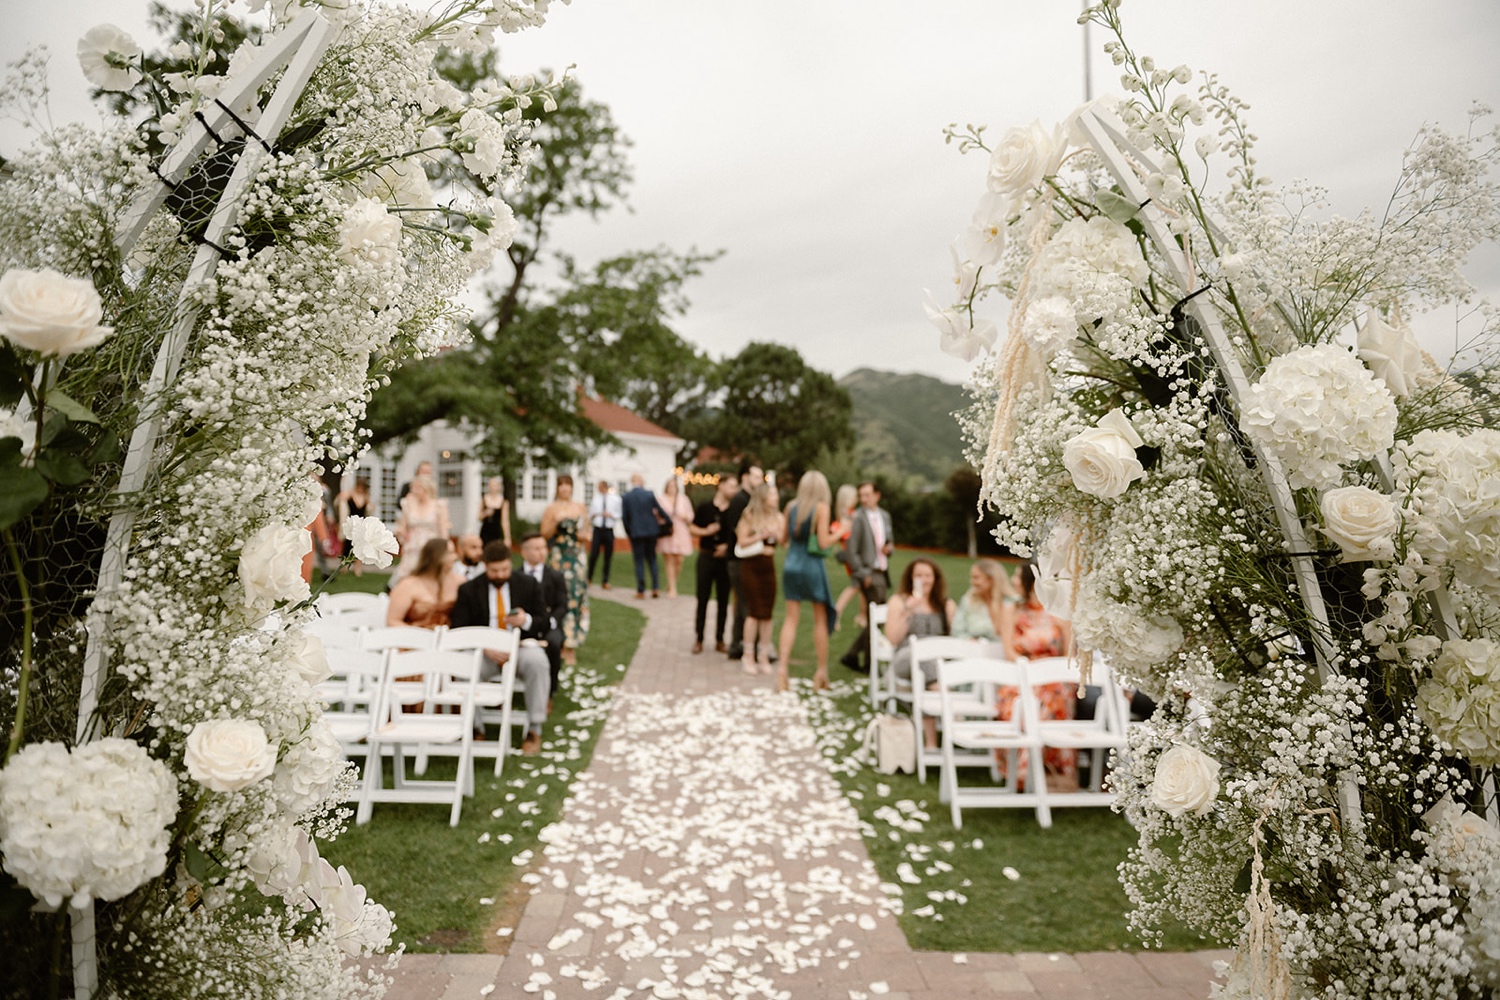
[840,368,970,492]
[712,341,854,480]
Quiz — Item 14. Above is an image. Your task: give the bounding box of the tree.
[712,342,855,480]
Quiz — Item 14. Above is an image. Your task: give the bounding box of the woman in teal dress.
[541,475,591,666]
[777,470,841,692]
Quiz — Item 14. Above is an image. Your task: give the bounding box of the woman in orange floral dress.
[998,563,1076,788]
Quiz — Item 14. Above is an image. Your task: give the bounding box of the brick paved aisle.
[385,588,1228,1000]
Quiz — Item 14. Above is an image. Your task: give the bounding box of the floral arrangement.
[0,1,560,996]
[938,2,1500,996]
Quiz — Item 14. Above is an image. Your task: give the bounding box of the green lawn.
[315,551,1212,954]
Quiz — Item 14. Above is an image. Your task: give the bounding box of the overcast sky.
[4,1,1498,384]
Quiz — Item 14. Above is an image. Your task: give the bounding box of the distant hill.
[839,368,970,490]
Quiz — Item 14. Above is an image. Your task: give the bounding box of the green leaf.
[36,450,92,486]
[88,429,122,467]
[1096,189,1141,225]
[182,842,227,884]
[0,345,26,408]
[39,416,88,452]
[0,466,49,530]
[46,390,99,424]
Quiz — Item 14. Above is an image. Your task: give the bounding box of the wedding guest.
[397,459,433,504]
[450,540,551,755]
[453,533,486,581]
[335,474,373,576]
[587,479,622,587]
[392,473,449,583]
[656,475,695,597]
[519,532,568,699]
[1000,563,1077,788]
[723,462,764,660]
[477,476,512,551]
[734,480,782,678]
[839,481,894,672]
[776,470,840,692]
[690,471,737,654]
[386,537,459,628]
[951,559,1019,658]
[540,475,591,666]
[830,483,860,629]
[887,557,958,747]
[620,472,671,599]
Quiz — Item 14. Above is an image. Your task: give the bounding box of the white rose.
[987,120,1064,195]
[344,514,399,569]
[339,198,403,269]
[1062,408,1145,499]
[77,24,142,93]
[280,630,331,685]
[184,719,277,793]
[1150,744,1220,818]
[1357,309,1425,398]
[0,268,115,357]
[239,523,312,608]
[1319,485,1397,562]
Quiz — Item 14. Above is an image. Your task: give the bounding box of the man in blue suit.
[620,472,671,599]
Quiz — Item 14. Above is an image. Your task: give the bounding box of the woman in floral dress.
[998,563,1077,788]
[541,475,591,666]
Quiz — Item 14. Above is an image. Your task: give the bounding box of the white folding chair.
[1022,656,1130,807]
[937,656,1050,829]
[904,636,994,784]
[356,647,482,827]
[866,603,892,709]
[359,625,439,705]
[436,626,520,777]
[304,614,366,651]
[318,591,390,629]
[319,646,386,783]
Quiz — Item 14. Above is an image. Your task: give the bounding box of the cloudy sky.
[4,1,1498,384]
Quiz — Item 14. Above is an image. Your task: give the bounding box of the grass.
[315,550,1213,954]
[315,583,644,953]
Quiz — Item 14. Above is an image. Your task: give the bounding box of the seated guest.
[386,537,458,628]
[450,540,552,755]
[887,557,959,747]
[950,559,1018,658]
[999,563,1077,788]
[453,533,486,581]
[518,532,568,701]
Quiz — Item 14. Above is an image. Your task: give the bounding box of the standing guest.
[587,479,622,588]
[829,483,860,628]
[999,563,1077,788]
[690,472,737,654]
[477,477,512,551]
[519,532,568,702]
[723,462,764,660]
[453,533,486,581]
[398,459,433,505]
[392,473,450,584]
[450,540,552,755]
[386,537,460,628]
[951,559,1019,658]
[887,557,959,747]
[735,481,782,678]
[540,475,591,667]
[620,473,671,599]
[335,475,374,576]
[656,476,695,597]
[839,481,894,672]
[777,471,841,692]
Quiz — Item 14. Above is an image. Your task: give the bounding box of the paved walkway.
[384,587,1228,1000]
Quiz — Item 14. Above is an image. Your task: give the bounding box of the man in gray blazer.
[839,481,894,672]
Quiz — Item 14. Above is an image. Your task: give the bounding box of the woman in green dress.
[777,470,841,692]
[541,474,591,666]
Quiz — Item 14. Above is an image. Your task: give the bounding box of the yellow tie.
[495,584,507,626]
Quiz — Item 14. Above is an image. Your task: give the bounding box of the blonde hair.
[793,470,831,513]
[742,482,780,535]
[408,473,436,501]
[971,559,1017,603]
[834,483,857,519]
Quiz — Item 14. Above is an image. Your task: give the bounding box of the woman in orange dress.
[998,563,1077,788]
[385,537,459,628]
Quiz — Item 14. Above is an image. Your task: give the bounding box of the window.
[531,470,551,501]
[582,478,595,503]
[437,454,464,499]
[617,480,629,497]
[379,467,397,519]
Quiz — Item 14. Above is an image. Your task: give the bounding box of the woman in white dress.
[393,473,450,583]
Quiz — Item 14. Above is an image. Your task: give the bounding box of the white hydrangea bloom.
[345,514,399,568]
[272,721,347,817]
[1416,638,1500,766]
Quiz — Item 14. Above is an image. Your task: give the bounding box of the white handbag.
[862,714,915,775]
[733,539,765,559]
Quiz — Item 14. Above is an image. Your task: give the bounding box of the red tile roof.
[580,396,681,440]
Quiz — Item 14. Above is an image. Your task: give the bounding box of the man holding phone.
[451,539,552,754]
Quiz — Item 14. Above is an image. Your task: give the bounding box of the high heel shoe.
[776,670,789,692]
[812,671,830,691]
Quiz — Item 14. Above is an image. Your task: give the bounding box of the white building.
[351,397,686,535]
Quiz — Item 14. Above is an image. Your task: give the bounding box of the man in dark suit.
[518,532,568,698]
[619,472,671,599]
[840,481,895,673]
[450,540,552,754]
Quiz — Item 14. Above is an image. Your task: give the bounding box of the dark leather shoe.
[692,641,703,654]
[602,582,612,590]
[521,731,542,755]
[715,642,728,654]
[651,590,660,598]
[840,654,869,674]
